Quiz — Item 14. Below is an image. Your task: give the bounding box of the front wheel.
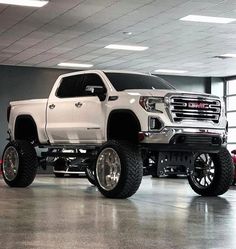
[188,148,234,196]
[95,140,143,199]
[1,140,38,187]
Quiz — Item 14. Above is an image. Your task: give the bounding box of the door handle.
[49,104,55,109]
[75,102,83,108]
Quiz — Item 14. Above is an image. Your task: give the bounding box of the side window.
[82,74,106,96]
[57,74,84,98]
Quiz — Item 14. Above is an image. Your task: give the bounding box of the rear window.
[105,72,174,91]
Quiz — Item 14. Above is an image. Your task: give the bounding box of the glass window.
[105,72,174,91]
[227,79,236,95]
[57,74,84,98]
[82,74,106,96]
[227,112,236,127]
[228,128,236,143]
[227,96,236,111]
[227,144,236,154]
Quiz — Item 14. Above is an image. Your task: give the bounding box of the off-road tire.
[95,140,143,199]
[85,167,96,186]
[188,148,234,196]
[1,140,38,187]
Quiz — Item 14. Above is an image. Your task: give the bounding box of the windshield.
[104,72,175,91]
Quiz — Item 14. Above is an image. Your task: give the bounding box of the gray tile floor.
[0,175,236,249]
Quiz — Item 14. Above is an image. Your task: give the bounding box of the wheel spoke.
[191,153,215,189]
[96,148,121,191]
[2,147,19,181]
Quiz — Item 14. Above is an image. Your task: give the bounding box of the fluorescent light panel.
[180,15,236,24]
[0,0,48,7]
[105,44,149,51]
[220,54,236,58]
[58,63,93,68]
[155,69,188,74]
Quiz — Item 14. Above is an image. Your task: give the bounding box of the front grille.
[169,96,221,123]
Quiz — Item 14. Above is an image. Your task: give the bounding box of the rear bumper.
[139,127,226,152]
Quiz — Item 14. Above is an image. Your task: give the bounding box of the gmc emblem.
[188,102,209,109]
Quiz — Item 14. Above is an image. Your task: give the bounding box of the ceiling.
[1,0,236,77]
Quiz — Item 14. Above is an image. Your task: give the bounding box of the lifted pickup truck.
[2,70,233,198]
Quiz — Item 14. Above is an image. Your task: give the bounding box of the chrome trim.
[2,146,19,181]
[96,147,121,191]
[139,127,226,144]
[53,170,85,174]
[148,116,164,132]
[164,93,221,124]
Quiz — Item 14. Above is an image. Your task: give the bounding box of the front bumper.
[139,127,226,152]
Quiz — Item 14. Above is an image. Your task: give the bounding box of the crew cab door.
[72,73,107,143]
[46,72,106,144]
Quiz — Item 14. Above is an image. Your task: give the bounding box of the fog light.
[149,117,164,131]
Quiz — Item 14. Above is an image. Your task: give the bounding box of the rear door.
[46,73,84,143]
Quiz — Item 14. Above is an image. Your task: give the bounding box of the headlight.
[139,97,164,113]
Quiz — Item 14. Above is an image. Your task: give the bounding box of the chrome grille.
[169,96,221,123]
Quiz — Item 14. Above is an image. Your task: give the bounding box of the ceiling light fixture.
[123,31,133,35]
[180,15,236,24]
[105,44,149,51]
[219,54,236,58]
[58,63,93,68]
[154,69,188,74]
[0,0,48,7]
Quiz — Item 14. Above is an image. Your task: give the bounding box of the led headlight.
[139,96,164,113]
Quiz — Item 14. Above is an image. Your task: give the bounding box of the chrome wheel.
[191,153,215,189]
[2,146,19,181]
[96,148,121,191]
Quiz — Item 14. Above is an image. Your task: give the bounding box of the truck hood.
[124,89,219,99]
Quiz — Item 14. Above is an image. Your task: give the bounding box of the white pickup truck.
[2,70,233,198]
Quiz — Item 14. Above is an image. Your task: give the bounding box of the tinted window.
[83,74,106,96]
[57,74,84,98]
[105,72,174,91]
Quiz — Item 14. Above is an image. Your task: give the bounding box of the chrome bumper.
[139,127,226,144]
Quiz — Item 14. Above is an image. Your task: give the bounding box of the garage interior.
[0,0,236,248]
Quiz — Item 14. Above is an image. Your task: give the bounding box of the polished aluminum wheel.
[96,148,121,191]
[2,146,19,181]
[191,153,215,189]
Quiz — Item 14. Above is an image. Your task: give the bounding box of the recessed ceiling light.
[58,63,93,68]
[105,44,149,51]
[0,0,49,7]
[123,31,132,35]
[219,54,236,58]
[180,15,236,24]
[154,69,188,74]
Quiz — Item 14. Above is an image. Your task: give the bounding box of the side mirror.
[85,85,107,101]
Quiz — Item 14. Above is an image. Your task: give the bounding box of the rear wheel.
[188,148,233,196]
[1,140,38,187]
[85,167,96,186]
[95,140,143,199]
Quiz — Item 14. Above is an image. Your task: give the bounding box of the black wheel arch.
[107,109,141,143]
[14,115,39,144]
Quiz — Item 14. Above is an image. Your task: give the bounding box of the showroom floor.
[0,175,236,249]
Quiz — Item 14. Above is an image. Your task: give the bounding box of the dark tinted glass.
[83,74,106,96]
[105,72,174,91]
[57,74,84,98]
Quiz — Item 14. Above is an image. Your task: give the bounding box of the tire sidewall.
[188,148,233,196]
[2,141,24,185]
[1,140,37,187]
[95,141,138,198]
